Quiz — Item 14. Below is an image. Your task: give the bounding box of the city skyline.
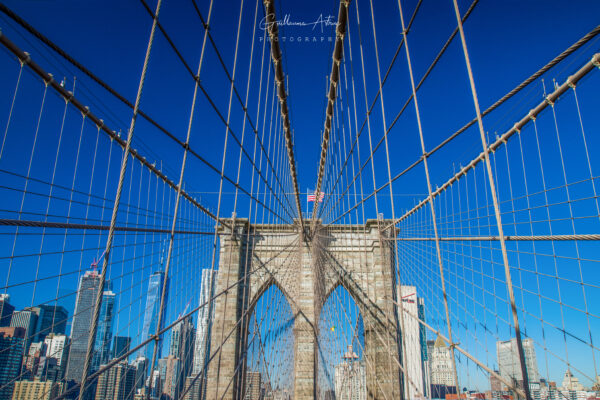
[3,276,600,399]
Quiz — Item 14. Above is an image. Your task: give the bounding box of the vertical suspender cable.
[0,61,23,160]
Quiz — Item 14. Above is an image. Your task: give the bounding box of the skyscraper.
[35,357,63,382]
[10,307,39,351]
[490,371,503,392]
[0,294,15,328]
[192,269,216,376]
[429,334,455,387]
[161,355,181,400]
[131,356,148,390]
[23,341,46,378]
[323,390,335,400]
[34,305,68,342]
[95,360,137,400]
[142,272,168,362]
[334,345,366,400]
[397,285,425,399]
[65,270,101,382]
[497,338,540,388]
[93,291,116,371]
[168,316,194,386]
[44,333,68,368]
[0,327,26,400]
[146,370,162,400]
[113,336,132,360]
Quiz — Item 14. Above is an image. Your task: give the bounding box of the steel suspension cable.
[137,0,295,221]
[0,32,221,225]
[187,0,295,218]
[262,0,304,231]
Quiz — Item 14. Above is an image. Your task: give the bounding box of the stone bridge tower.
[205,218,401,399]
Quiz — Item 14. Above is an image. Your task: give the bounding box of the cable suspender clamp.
[592,53,600,68]
[528,110,536,121]
[449,341,460,349]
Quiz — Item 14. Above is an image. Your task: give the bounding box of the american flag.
[307,190,324,202]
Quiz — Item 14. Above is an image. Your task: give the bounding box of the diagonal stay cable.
[140,0,294,222]
[0,218,213,235]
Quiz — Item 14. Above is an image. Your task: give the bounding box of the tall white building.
[192,269,217,375]
[397,286,425,399]
[497,338,540,387]
[334,345,366,400]
[429,335,455,387]
[43,333,67,367]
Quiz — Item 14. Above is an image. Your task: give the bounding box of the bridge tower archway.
[206,218,401,400]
